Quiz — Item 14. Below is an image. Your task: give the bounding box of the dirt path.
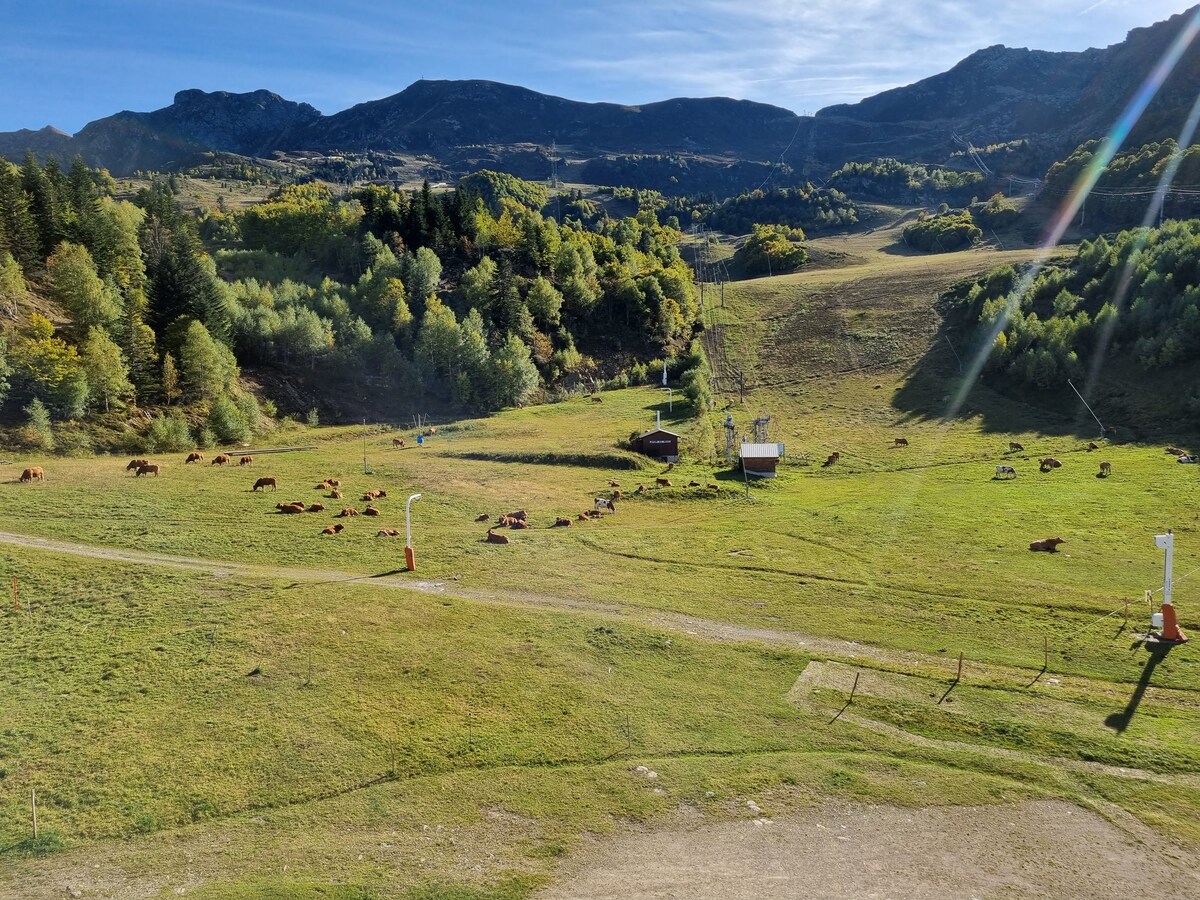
[535,799,1200,900]
[0,529,925,667]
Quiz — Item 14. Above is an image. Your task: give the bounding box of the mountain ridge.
[1,5,1197,191]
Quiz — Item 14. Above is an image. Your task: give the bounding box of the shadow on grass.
[1104,641,1174,734]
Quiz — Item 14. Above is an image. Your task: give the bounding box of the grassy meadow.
[2,217,1199,897]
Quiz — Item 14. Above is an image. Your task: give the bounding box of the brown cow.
[707,482,719,490]
[893,437,909,447]
[687,480,701,487]
[376,528,401,537]
[239,455,253,466]
[1086,442,1100,451]
[1099,461,1112,477]
[552,517,572,527]
[321,524,345,535]
[635,483,646,494]
[392,438,405,448]
[1039,457,1062,471]
[307,503,325,513]
[822,452,840,468]
[362,505,381,516]
[1167,447,1187,456]
[665,463,675,472]
[276,502,306,514]
[185,452,204,463]
[612,489,622,501]
[336,508,359,518]
[608,480,620,488]
[329,489,343,500]
[19,466,45,482]
[577,514,589,521]
[362,491,380,501]
[506,509,527,521]
[126,458,149,471]
[252,476,277,492]
[485,528,511,544]
[1009,442,1025,452]
[590,396,603,403]
[474,513,490,522]
[135,464,160,477]
[327,479,341,488]
[656,477,672,487]
[211,454,231,466]
[316,481,332,490]
[1029,537,1066,552]
[510,518,529,529]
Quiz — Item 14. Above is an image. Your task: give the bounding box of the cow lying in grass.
[1029,538,1065,552]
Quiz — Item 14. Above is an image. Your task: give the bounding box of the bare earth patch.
[536,800,1200,900]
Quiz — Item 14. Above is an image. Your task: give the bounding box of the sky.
[2,0,1198,133]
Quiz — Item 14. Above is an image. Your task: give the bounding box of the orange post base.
[1162,602,1188,642]
[405,545,416,572]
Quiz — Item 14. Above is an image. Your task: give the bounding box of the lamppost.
[405,493,422,571]
[665,387,673,412]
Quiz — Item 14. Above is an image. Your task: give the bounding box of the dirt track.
[536,799,1200,900]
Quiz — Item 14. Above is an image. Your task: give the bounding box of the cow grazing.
[1167,447,1187,456]
[329,489,343,500]
[635,483,647,494]
[336,508,359,518]
[995,465,1017,479]
[126,458,149,471]
[485,528,511,544]
[211,454,231,466]
[656,477,672,487]
[135,464,160,477]
[687,480,701,487]
[608,480,620,488]
[1008,442,1024,452]
[822,452,840,468]
[239,455,253,466]
[307,503,325,513]
[893,437,909,447]
[1029,538,1066,553]
[252,476,277,492]
[362,505,381,516]
[1099,462,1112,477]
[392,438,405,448]
[185,452,204,463]
[612,489,622,501]
[552,517,572,527]
[321,524,345,535]
[19,466,45,483]
[474,513,490,522]
[1039,457,1062,471]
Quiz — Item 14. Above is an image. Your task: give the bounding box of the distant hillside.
[1,5,1198,194]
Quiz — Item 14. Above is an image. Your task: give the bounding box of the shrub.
[146,414,193,452]
[22,398,54,450]
[306,407,320,427]
[208,395,251,443]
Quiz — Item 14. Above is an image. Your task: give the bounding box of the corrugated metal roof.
[638,428,680,439]
[739,442,784,459]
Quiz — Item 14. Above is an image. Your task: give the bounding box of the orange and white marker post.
[1155,531,1189,643]
[405,493,422,572]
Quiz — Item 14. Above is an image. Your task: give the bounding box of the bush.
[903,210,982,252]
[306,407,320,427]
[22,398,54,450]
[146,414,193,452]
[208,395,251,443]
[194,426,217,449]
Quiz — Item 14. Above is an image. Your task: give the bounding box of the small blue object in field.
[417,434,424,446]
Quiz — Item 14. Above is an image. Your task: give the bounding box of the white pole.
[1156,531,1174,605]
[662,361,668,387]
[406,493,422,547]
[667,387,673,412]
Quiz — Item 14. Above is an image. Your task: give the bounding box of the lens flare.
[944,7,1200,423]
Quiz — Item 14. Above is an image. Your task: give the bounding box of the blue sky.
[2,0,1197,133]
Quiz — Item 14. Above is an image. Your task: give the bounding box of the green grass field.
[2,217,1198,897]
